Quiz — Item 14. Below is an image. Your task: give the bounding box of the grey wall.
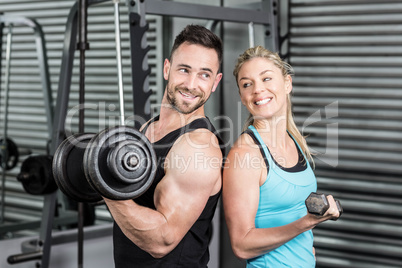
[1,0,401,268]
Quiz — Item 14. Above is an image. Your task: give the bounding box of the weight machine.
[0,14,84,265]
[0,14,70,234]
[6,0,280,267]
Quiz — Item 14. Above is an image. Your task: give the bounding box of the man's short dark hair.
[169,24,223,65]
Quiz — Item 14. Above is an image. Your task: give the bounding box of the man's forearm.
[104,198,175,258]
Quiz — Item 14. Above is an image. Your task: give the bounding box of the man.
[104,24,224,267]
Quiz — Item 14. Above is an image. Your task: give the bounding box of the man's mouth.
[179,90,197,99]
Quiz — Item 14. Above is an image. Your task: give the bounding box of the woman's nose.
[252,81,264,94]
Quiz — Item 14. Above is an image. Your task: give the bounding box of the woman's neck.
[253,116,288,149]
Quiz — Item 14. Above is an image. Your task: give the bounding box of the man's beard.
[166,84,208,115]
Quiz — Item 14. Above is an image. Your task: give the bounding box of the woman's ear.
[285,75,293,94]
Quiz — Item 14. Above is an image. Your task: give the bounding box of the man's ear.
[163,59,170,80]
[285,75,293,94]
[211,73,223,93]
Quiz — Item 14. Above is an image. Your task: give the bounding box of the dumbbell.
[0,137,19,170]
[17,155,58,195]
[305,192,343,220]
[51,1,157,203]
[52,126,157,203]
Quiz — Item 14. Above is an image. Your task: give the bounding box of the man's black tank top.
[113,116,224,268]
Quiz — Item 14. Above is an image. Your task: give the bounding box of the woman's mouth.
[255,98,271,105]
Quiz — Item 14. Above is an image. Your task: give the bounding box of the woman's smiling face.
[237,57,292,120]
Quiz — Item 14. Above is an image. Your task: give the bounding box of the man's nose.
[184,74,197,90]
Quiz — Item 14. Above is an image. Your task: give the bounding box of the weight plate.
[17,155,58,195]
[0,137,19,170]
[305,192,329,216]
[107,140,151,184]
[83,126,156,200]
[52,133,102,203]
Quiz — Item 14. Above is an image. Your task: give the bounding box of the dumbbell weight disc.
[0,137,19,170]
[17,155,58,195]
[83,126,157,200]
[305,192,329,216]
[52,133,102,203]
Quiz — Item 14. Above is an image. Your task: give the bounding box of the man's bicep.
[154,139,221,239]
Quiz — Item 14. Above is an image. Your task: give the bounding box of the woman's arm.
[222,135,339,260]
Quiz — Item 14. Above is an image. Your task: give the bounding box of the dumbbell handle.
[7,251,42,264]
[16,172,32,182]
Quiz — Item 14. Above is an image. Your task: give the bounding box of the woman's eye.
[242,83,251,88]
[263,77,271,82]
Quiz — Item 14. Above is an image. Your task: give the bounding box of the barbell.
[52,125,157,202]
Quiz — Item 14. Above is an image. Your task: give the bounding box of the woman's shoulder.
[227,132,262,160]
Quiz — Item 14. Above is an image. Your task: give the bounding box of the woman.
[222,46,340,267]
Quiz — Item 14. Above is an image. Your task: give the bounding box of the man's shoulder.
[175,129,222,156]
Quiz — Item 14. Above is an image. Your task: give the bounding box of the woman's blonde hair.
[233,46,313,164]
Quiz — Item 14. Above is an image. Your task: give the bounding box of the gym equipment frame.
[10,0,279,267]
[0,15,82,266]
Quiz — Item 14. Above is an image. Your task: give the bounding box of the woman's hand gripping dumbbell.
[305,192,343,221]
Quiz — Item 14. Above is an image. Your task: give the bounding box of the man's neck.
[145,97,205,143]
[159,105,204,129]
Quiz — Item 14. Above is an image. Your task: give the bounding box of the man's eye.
[179,68,188,73]
[201,73,210,79]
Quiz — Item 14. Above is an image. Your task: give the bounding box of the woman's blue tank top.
[246,125,317,268]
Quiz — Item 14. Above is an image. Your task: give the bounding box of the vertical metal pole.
[114,0,125,126]
[262,0,279,52]
[51,3,79,154]
[126,0,152,129]
[248,22,255,48]
[32,21,54,139]
[78,0,88,134]
[77,0,89,267]
[278,0,290,60]
[0,22,2,212]
[2,25,12,158]
[1,24,13,224]
[0,18,3,92]
[38,193,57,268]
